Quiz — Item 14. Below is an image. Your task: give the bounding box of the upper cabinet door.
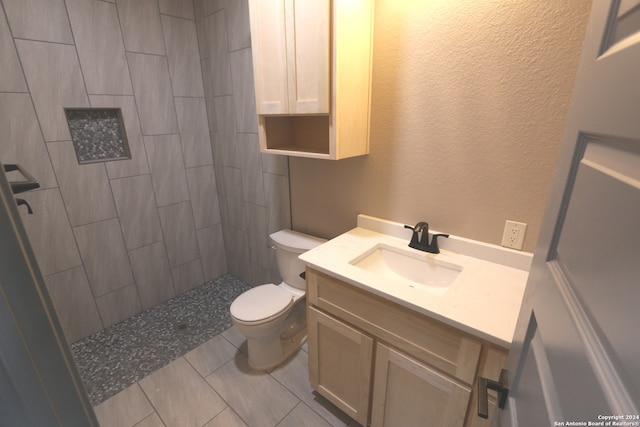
[249,0,289,115]
[287,0,330,114]
[249,0,330,115]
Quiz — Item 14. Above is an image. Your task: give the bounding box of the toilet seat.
[230,284,294,324]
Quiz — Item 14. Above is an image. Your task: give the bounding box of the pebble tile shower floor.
[71,274,251,405]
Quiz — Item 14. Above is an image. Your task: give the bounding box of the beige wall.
[290,0,592,253]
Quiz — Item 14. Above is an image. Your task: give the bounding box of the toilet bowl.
[230,229,325,370]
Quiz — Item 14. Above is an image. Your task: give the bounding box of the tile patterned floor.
[71,273,358,426]
[94,327,360,427]
[72,275,251,404]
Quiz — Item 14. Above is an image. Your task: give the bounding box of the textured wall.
[0,0,225,343]
[290,0,592,253]
[194,0,291,287]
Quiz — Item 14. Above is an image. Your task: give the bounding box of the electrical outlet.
[501,220,527,250]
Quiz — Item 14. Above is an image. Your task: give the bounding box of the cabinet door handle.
[477,368,509,419]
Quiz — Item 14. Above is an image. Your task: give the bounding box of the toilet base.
[247,327,307,370]
[245,302,307,370]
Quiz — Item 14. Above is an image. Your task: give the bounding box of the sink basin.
[350,244,463,295]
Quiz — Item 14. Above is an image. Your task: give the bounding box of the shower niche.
[65,108,130,164]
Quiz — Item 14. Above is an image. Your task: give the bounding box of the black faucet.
[404,222,449,254]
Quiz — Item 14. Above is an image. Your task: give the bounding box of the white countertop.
[299,215,531,348]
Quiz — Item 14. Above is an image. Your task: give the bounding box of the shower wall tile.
[265,248,282,285]
[186,165,221,229]
[194,1,208,59]
[171,259,205,295]
[110,175,163,250]
[47,141,117,227]
[203,0,225,16]
[95,284,142,328]
[127,53,178,135]
[196,224,227,282]
[175,97,213,167]
[0,93,57,189]
[225,0,251,51]
[229,49,258,133]
[158,201,200,267]
[73,218,135,297]
[214,96,240,168]
[245,203,269,269]
[116,0,166,55]
[18,189,82,276]
[264,173,292,234]
[221,167,245,229]
[66,0,133,96]
[159,0,195,19]
[261,152,289,176]
[205,11,233,96]
[210,132,225,191]
[44,266,103,343]
[144,134,190,207]
[0,9,27,92]
[2,0,73,44]
[222,226,251,284]
[15,40,89,142]
[238,133,265,206]
[216,194,229,232]
[89,95,149,179]
[250,261,278,288]
[200,60,217,130]
[129,242,175,310]
[162,15,204,97]
[0,0,230,337]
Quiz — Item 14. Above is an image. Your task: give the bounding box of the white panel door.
[494,1,640,426]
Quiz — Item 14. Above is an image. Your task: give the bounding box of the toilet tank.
[270,230,326,290]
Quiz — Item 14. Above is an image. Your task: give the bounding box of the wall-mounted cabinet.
[248,0,373,159]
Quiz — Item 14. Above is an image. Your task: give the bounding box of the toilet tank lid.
[269,229,326,253]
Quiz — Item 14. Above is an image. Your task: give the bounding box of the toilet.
[230,229,325,370]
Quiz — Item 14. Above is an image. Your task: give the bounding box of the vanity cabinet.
[248,0,373,159]
[306,268,508,427]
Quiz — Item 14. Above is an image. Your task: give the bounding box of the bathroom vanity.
[300,215,530,427]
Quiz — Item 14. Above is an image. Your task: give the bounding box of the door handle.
[477,368,509,419]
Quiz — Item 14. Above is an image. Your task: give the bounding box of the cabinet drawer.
[307,268,482,384]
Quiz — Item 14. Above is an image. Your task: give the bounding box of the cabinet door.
[249,0,329,115]
[287,0,330,114]
[371,344,471,427]
[308,307,373,426]
[248,0,289,114]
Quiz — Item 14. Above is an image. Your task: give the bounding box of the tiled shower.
[0,0,290,344]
